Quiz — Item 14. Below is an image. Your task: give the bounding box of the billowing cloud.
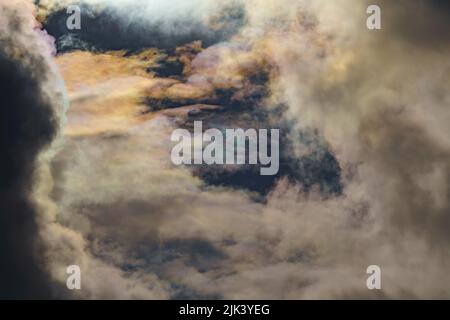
[0,0,65,298]
[2,0,450,299]
[37,0,246,52]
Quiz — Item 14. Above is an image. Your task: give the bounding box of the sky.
[1,0,450,299]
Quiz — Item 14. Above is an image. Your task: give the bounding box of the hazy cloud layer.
[2,0,450,299]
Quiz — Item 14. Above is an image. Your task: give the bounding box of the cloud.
[0,0,173,299]
[38,0,246,52]
[0,0,65,298]
[50,0,450,299]
[4,0,450,299]
[255,0,450,297]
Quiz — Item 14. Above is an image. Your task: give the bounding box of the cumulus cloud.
[50,0,450,299]
[0,0,65,298]
[255,0,450,297]
[0,0,173,299]
[3,0,450,299]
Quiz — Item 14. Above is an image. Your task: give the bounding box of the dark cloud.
[42,2,246,53]
[0,39,56,299]
[188,107,342,197]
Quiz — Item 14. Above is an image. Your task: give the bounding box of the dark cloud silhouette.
[0,40,57,298]
[0,1,69,298]
[187,105,342,197]
[42,2,246,53]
